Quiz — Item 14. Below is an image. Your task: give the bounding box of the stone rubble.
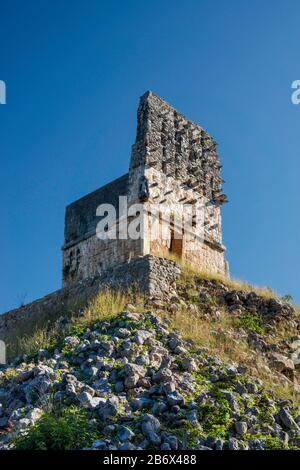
[177,276,300,383]
[1,309,300,450]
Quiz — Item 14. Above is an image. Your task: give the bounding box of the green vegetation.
[5,258,300,412]
[7,289,143,360]
[234,311,265,335]
[281,294,293,303]
[198,396,232,439]
[13,407,97,450]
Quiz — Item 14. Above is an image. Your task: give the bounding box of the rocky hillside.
[0,268,300,450]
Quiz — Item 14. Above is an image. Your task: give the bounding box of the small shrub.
[0,368,20,386]
[167,421,202,448]
[235,311,265,335]
[197,396,232,440]
[281,294,293,303]
[245,433,284,450]
[263,435,285,450]
[13,407,97,450]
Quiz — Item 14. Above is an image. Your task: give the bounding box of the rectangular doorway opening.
[169,230,183,259]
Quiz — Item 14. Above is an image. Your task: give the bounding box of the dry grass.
[265,316,300,345]
[163,306,300,404]
[163,253,280,300]
[78,289,130,326]
[9,328,61,360]
[5,265,299,405]
[7,289,143,360]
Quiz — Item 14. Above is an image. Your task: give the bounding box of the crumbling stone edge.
[0,256,181,342]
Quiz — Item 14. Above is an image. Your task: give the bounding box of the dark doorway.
[169,230,183,258]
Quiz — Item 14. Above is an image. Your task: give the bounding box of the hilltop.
[0,265,300,450]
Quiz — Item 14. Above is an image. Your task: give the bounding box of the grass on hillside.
[161,306,299,405]
[4,258,299,405]
[7,290,144,360]
[164,253,281,300]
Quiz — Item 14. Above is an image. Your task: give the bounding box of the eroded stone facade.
[62,91,228,286]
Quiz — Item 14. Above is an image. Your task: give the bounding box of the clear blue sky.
[1,0,300,312]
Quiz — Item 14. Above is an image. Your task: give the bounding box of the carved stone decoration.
[138,176,149,202]
[62,91,229,286]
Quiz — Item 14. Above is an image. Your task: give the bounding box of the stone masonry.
[0,92,228,341]
[63,91,228,286]
[0,256,180,342]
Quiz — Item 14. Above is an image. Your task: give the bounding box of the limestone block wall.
[63,234,142,287]
[62,174,136,286]
[0,256,181,343]
[141,167,227,276]
[62,91,229,286]
[129,91,228,276]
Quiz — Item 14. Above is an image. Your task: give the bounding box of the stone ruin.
[0,92,228,340]
[63,91,228,286]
